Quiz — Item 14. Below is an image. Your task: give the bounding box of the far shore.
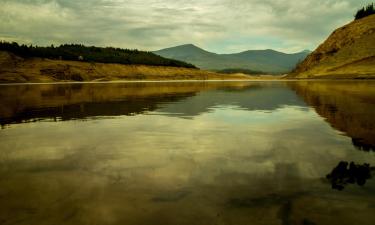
[2,78,374,85]
[0,79,287,85]
[2,51,374,83]
[0,51,286,83]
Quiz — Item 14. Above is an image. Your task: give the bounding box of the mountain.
[288,14,375,78]
[154,44,310,74]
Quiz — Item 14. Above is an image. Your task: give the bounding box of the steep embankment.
[0,51,251,83]
[289,15,375,79]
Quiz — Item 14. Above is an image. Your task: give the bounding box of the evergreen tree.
[0,41,197,69]
[355,3,375,20]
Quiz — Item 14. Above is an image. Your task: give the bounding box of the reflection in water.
[0,81,375,225]
[0,82,202,125]
[352,138,375,152]
[0,82,274,125]
[289,81,375,151]
[326,161,374,190]
[155,84,306,118]
[228,192,305,225]
[0,82,306,126]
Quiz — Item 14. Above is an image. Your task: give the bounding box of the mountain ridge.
[154,44,310,74]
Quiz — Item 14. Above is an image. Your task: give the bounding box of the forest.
[0,41,197,68]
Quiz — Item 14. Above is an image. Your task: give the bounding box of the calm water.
[0,81,374,225]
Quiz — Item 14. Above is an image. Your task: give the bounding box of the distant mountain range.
[154,44,310,74]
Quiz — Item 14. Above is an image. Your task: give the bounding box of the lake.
[0,81,374,225]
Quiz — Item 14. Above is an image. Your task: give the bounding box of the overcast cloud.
[0,0,370,53]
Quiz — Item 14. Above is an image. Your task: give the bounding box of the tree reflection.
[326,161,374,190]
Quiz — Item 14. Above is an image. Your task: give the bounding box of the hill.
[0,51,253,83]
[288,14,375,79]
[0,41,196,69]
[153,44,310,74]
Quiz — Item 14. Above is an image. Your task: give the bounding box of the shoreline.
[0,79,283,86]
[2,51,374,84]
[1,78,375,86]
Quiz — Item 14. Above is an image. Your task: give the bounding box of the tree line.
[0,41,197,68]
[355,3,375,20]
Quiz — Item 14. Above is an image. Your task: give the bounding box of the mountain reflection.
[154,84,306,118]
[289,81,375,151]
[1,81,375,155]
[0,82,304,127]
[1,81,375,224]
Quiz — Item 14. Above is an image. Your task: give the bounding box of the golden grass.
[290,15,375,79]
[0,51,259,83]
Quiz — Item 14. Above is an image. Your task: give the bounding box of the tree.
[0,41,197,69]
[355,3,375,20]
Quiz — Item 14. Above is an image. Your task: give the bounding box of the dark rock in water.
[326,161,373,190]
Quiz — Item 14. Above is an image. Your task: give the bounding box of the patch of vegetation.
[217,68,265,75]
[355,3,375,20]
[0,41,197,68]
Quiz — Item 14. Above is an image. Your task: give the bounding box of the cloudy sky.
[0,0,370,53]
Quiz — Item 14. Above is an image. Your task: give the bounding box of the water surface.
[0,81,374,225]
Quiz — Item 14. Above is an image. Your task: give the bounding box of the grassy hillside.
[0,51,252,83]
[225,49,310,73]
[154,44,310,74]
[288,14,375,79]
[0,41,196,68]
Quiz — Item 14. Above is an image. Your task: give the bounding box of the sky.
[0,0,370,53]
